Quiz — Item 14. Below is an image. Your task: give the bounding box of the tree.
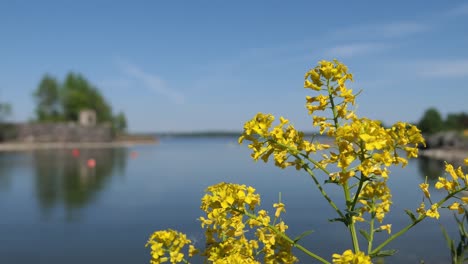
[445,112,468,131]
[0,102,12,122]
[61,73,113,123]
[418,108,443,134]
[34,75,62,121]
[33,72,126,131]
[113,111,127,133]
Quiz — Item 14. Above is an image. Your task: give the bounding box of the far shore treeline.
[0,78,466,137]
[33,73,127,133]
[418,108,468,135]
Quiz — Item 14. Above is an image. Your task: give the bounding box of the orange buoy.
[87,159,96,168]
[72,149,80,157]
[130,151,138,159]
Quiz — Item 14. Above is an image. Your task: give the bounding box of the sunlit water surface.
[0,138,460,263]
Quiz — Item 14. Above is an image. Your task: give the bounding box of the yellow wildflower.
[445,163,458,181]
[416,202,426,216]
[461,197,468,204]
[435,177,458,192]
[426,204,440,219]
[146,229,192,264]
[332,250,371,264]
[448,202,465,214]
[419,183,430,199]
[379,224,392,234]
[273,202,286,218]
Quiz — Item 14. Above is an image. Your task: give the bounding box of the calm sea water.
[0,137,461,263]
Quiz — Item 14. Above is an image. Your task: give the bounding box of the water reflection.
[0,153,15,191]
[0,140,464,263]
[33,148,128,219]
[417,157,445,183]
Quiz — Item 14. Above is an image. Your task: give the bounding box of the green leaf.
[324,179,339,185]
[328,218,346,224]
[440,224,451,248]
[293,230,314,243]
[440,224,456,255]
[372,249,398,257]
[359,229,370,242]
[405,209,417,223]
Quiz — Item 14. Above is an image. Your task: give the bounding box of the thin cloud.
[96,78,133,90]
[416,59,468,78]
[331,21,429,40]
[445,3,468,17]
[380,22,428,37]
[117,60,185,104]
[325,43,388,58]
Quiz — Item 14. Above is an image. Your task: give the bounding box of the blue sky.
[1,1,467,132]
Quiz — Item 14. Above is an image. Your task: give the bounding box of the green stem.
[299,152,331,175]
[266,140,345,220]
[326,79,339,128]
[371,188,468,255]
[351,143,367,212]
[326,69,361,251]
[367,204,375,254]
[371,215,423,256]
[268,140,332,176]
[350,173,366,212]
[301,163,346,220]
[343,182,360,252]
[237,208,331,264]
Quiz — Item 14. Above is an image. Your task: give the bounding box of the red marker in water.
[87,159,96,168]
[72,149,80,157]
[130,151,138,159]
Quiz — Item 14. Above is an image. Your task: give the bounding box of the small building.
[79,109,97,127]
[12,109,112,143]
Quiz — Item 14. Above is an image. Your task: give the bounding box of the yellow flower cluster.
[358,181,392,223]
[240,59,424,179]
[199,182,297,263]
[379,224,392,234]
[332,249,371,264]
[304,60,355,136]
[239,59,425,229]
[148,60,468,263]
[334,119,423,170]
[418,158,468,218]
[416,203,440,219]
[146,229,194,264]
[239,114,329,169]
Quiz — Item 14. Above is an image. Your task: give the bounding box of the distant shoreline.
[0,140,157,152]
[420,148,467,164]
[155,131,324,138]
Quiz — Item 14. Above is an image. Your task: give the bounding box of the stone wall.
[0,123,18,141]
[14,123,113,142]
[425,131,468,149]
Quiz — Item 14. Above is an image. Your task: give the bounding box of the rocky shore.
[419,148,467,164]
[419,131,468,164]
[0,139,157,152]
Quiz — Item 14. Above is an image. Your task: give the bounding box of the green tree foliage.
[113,111,127,133]
[33,73,127,132]
[417,108,468,135]
[445,113,468,131]
[0,102,12,122]
[0,102,14,141]
[34,75,62,121]
[61,73,113,123]
[418,108,443,134]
